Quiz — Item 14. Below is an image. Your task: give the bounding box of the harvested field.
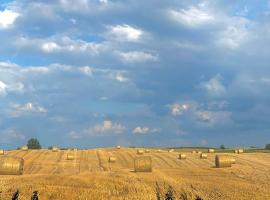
[0,148,270,200]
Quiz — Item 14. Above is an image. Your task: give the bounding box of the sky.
[1,0,270,149]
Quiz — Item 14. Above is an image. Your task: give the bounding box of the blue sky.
[1,0,270,149]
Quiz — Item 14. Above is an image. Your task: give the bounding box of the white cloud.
[107,24,143,42]
[195,110,231,125]
[200,75,226,97]
[169,101,232,125]
[17,36,103,55]
[0,9,19,29]
[215,17,250,49]
[41,42,61,53]
[118,51,158,63]
[79,66,93,76]
[132,126,160,134]
[0,80,24,96]
[114,72,128,82]
[9,102,47,117]
[21,67,50,75]
[85,120,125,136]
[60,0,90,11]
[99,0,108,4]
[169,103,189,116]
[0,81,7,95]
[169,6,214,27]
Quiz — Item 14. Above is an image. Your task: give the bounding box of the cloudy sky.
[1,0,270,149]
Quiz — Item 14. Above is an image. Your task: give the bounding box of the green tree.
[265,144,270,149]
[27,138,41,149]
[220,145,225,149]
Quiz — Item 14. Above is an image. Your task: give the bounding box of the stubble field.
[0,148,270,200]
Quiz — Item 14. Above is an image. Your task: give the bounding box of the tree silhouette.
[27,138,41,149]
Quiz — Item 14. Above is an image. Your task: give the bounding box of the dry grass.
[0,148,270,200]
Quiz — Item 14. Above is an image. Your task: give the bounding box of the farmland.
[0,148,270,200]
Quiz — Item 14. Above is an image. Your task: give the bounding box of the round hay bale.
[215,155,232,168]
[234,149,238,154]
[137,149,144,155]
[134,156,152,172]
[168,149,174,153]
[157,149,162,153]
[145,149,150,153]
[208,149,215,153]
[192,151,196,154]
[20,146,28,151]
[0,156,24,175]
[66,154,74,160]
[230,157,236,164]
[0,149,4,155]
[238,149,244,154]
[52,147,59,152]
[179,154,186,160]
[200,153,207,159]
[116,146,121,149]
[197,151,202,154]
[108,156,117,163]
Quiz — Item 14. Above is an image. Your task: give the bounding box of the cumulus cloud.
[169,101,231,125]
[195,110,231,124]
[114,72,128,82]
[0,9,19,29]
[9,102,47,117]
[0,80,24,96]
[84,120,125,136]
[132,126,160,134]
[118,51,158,63]
[216,17,250,49]
[169,103,189,116]
[0,81,7,95]
[168,6,214,27]
[107,24,143,42]
[200,75,226,97]
[79,66,93,76]
[16,36,103,55]
[41,42,61,53]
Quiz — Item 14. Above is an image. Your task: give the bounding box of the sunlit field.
[1,148,270,200]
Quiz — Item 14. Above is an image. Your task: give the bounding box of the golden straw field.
[0,148,270,200]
